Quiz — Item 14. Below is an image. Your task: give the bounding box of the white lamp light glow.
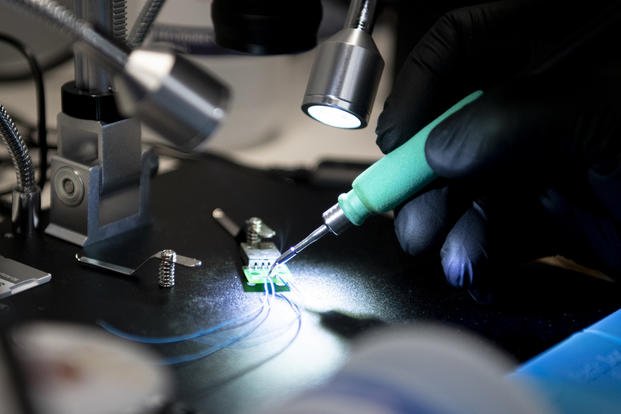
[306,105,362,129]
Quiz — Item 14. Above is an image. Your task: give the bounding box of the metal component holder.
[45,114,152,246]
[76,251,202,276]
[45,0,151,246]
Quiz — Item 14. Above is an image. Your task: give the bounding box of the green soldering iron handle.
[280,91,483,264]
[337,91,483,226]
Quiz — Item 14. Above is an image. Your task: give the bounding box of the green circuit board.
[242,265,291,292]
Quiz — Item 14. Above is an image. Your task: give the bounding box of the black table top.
[0,153,619,413]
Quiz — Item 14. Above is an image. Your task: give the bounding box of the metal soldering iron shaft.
[268,203,353,276]
[269,224,331,274]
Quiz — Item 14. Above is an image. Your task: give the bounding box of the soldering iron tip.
[267,263,277,277]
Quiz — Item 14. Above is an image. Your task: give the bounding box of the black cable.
[0,33,48,191]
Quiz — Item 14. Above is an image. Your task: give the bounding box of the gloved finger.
[425,79,570,186]
[394,184,469,257]
[439,195,553,302]
[376,0,540,154]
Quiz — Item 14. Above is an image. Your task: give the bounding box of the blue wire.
[161,294,273,365]
[216,293,301,348]
[278,293,301,315]
[278,273,306,309]
[98,283,270,344]
[99,275,299,365]
[161,292,302,365]
[266,274,276,298]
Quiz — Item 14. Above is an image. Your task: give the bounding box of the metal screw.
[246,217,262,246]
[158,249,176,288]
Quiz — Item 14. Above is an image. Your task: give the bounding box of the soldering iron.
[270,91,483,273]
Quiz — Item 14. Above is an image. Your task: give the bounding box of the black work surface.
[0,154,620,413]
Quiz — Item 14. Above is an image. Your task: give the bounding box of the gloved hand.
[376,0,621,301]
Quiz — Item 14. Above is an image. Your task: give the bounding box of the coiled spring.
[246,217,263,246]
[111,0,127,42]
[158,249,176,288]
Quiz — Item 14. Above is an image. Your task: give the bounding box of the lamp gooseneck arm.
[344,0,377,33]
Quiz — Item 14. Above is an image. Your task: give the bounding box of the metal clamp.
[75,251,202,276]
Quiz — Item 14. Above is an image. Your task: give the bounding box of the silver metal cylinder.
[114,49,230,151]
[322,203,352,235]
[74,0,126,93]
[302,28,384,129]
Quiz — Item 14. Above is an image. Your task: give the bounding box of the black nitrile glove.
[376,0,621,301]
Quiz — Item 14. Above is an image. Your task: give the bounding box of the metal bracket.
[76,251,202,276]
[45,114,153,246]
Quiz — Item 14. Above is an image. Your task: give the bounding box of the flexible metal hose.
[1,0,128,69]
[0,105,36,191]
[345,0,377,32]
[111,0,127,42]
[128,0,166,47]
[0,33,48,191]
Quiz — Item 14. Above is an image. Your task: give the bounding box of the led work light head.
[302,0,383,129]
[114,48,230,151]
[2,0,230,152]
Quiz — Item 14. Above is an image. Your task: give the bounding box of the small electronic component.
[241,241,280,271]
[213,209,291,292]
[240,240,291,292]
[0,255,51,298]
[241,217,291,292]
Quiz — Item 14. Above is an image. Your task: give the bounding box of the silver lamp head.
[2,0,230,151]
[301,0,383,129]
[114,49,231,151]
